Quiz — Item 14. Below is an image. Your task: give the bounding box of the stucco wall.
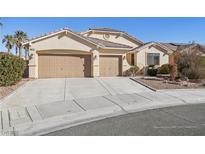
[136,46,169,69]
[28,49,38,78]
[28,33,95,78]
[92,50,100,77]
[126,53,131,64]
[84,33,140,48]
[28,32,130,78]
[31,34,94,52]
[126,52,137,66]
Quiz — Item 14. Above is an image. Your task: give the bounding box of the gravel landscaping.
[0,79,31,100]
[134,78,205,90]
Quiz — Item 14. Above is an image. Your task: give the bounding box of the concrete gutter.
[14,97,205,136]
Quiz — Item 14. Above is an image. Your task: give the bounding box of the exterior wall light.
[93,55,97,60]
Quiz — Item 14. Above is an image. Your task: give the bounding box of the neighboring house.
[175,43,205,56]
[23,27,176,78]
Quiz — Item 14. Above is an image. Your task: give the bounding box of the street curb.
[14,108,126,136]
[13,97,205,136]
[129,78,157,92]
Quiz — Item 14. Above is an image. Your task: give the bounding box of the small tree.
[169,64,178,80]
[175,44,205,79]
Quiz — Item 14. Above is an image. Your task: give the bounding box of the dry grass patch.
[0,79,31,100]
[135,78,205,90]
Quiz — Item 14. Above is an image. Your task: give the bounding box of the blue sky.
[0,17,205,51]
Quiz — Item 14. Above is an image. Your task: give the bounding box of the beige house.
[23,27,174,78]
[129,42,173,69]
[81,28,174,70]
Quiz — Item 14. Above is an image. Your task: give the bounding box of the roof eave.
[23,29,101,48]
[129,42,173,54]
[100,46,132,50]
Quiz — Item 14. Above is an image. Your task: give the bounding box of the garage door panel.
[38,54,91,78]
[100,55,122,76]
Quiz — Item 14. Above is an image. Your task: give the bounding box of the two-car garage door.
[38,54,91,78]
[38,54,122,78]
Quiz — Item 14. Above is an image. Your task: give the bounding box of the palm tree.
[2,35,14,53]
[14,30,28,57]
[24,45,29,60]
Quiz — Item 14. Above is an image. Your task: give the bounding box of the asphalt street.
[46,103,205,136]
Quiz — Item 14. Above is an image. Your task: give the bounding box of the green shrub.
[147,65,158,76]
[0,53,26,86]
[158,64,172,74]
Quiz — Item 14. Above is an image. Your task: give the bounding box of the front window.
[147,53,160,65]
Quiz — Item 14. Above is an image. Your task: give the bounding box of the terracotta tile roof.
[133,41,173,53]
[86,28,144,45]
[160,43,178,51]
[25,28,132,49]
[85,37,133,49]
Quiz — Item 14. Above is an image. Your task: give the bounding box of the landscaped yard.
[134,78,205,90]
[0,79,30,100]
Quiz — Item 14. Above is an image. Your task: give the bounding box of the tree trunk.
[25,50,28,60]
[19,47,22,57]
[15,47,18,56]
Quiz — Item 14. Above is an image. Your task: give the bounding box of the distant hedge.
[158,64,172,74]
[147,65,158,76]
[0,53,26,86]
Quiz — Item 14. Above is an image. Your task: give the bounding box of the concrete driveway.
[0,77,151,109]
[1,77,205,135]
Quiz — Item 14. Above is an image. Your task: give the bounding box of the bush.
[0,53,26,86]
[175,48,204,79]
[147,65,158,76]
[124,65,139,76]
[182,68,200,79]
[169,64,178,80]
[158,64,172,74]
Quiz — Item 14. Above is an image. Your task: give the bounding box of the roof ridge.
[81,28,144,45]
[89,27,124,32]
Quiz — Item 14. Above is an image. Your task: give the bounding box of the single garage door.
[99,55,122,76]
[38,54,91,78]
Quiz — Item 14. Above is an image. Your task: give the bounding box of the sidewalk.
[1,88,205,136]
